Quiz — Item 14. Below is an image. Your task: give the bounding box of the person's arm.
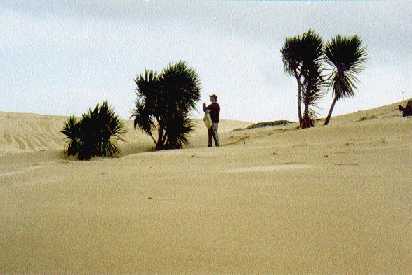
[206,104,219,112]
[203,103,207,112]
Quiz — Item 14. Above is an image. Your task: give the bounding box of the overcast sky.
[1,0,411,122]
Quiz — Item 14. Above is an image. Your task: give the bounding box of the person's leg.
[407,105,412,116]
[212,123,220,147]
[208,128,213,147]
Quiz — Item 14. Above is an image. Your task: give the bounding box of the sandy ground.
[1,102,412,274]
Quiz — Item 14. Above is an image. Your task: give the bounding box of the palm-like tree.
[324,35,367,125]
[132,61,201,150]
[281,29,324,128]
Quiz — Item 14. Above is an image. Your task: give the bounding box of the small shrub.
[357,115,377,122]
[61,101,125,160]
[245,120,292,130]
[398,99,412,117]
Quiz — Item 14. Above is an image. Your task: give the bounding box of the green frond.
[280,29,324,76]
[325,34,367,99]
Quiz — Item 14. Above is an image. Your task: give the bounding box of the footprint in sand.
[3,133,12,144]
[0,166,43,178]
[33,134,50,148]
[13,136,26,150]
[226,164,311,173]
[24,136,37,150]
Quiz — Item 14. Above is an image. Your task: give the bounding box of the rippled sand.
[1,101,411,274]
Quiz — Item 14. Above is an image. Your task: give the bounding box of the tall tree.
[281,29,324,128]
[324,35,367,125]
[132,61,201,150]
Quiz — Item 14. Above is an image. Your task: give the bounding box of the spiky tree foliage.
[324,35,367,125]
[61,116,80,156]
[61,101,125,160]
[281,29,324,128]
[132,61,201,150]
[132,70,161,145]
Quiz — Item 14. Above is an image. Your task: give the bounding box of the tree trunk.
[294,72,303,126]
[324,95,338,125]
[155,124,165,150]
[298,82,303,127]
[301,102,313,129]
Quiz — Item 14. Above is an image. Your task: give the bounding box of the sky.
[1,0,411,122]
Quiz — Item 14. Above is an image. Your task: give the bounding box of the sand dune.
[0,112,66,154]
[0,112,248,155]
[1,101,411,274]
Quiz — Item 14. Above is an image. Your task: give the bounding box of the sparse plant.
[398,99,412,117]
[357,115,377,122]
[61,101,125,160]
[245,120,292,129]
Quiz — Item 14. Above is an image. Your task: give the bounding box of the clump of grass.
[247,120,292,129]
[234,120,293,131]
[233,119,293,131]
[357,115,377,122]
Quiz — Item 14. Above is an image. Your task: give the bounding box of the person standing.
[203,94,220,147]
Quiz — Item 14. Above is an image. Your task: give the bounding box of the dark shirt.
[203,103,220,123]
